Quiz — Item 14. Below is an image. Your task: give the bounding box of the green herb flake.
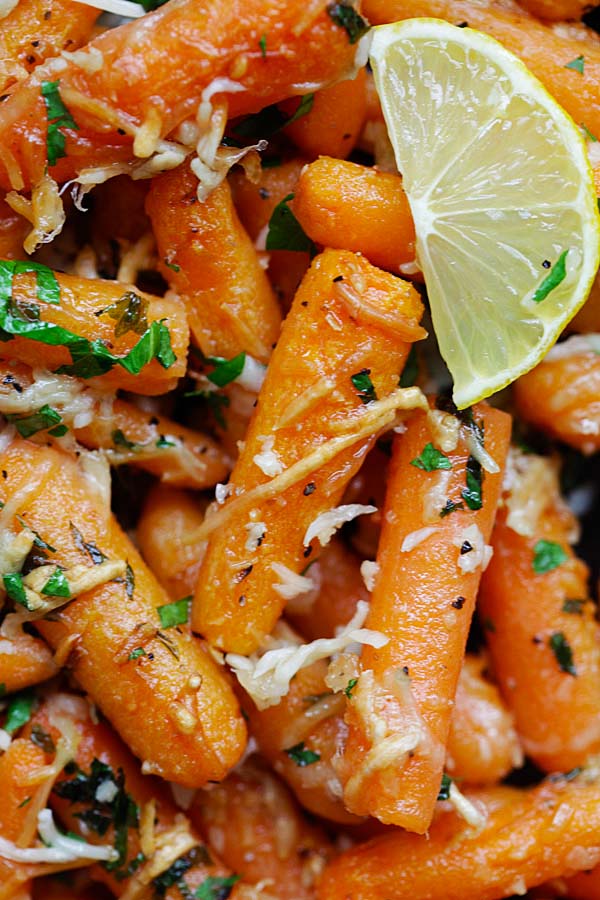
[128,647,146,661]
[461,455,483,510]
[48,424,68,437]
[327,1,370,44]
[258,33,267,58]
[284,741,321,767]
[151,847,212,896]
[532,540,567,575]
[3,572,28,607]
[17,517,56,553]
[565,54,585,74]
[350,368,377,404]
[69,521,106,565]
[155,436,175,448]
[194,875,241,900]
[7,404,62,438]
[266,193,317,255]
[532,250,568,304]
[344,677,358,699]
[41,80,79,167]
[112,429,139,451]
[124,563,135,601]
[562,598,587,615]
[440,499,464,518]
[399,344,418,388]
[232,95,314,141]
[4,690,35,735]
[17,796,31,808]
[97,291,149,338]
[582,122,598,142]
[41,567,71,598]
[549,631,577,676]
[437,773,452,801]
[157,596,190,629]
[207,352,246,388]
[410,442,452,472]
[164,260,181,273]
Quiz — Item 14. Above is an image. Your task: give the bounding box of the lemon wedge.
[370,18,600,408]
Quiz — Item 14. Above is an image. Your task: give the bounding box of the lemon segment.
[370,18,600,408]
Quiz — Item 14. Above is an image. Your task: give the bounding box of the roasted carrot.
[0,0,364,192]
[191,248,425,654]
[446,654,522,785]
[338,402,511,831]
[230,158,306,241]
[479,451,600,773]
[362,0,600,139]
[514,341,600,454]
[0,632,57,693]
[317,778,600,900]
[0,439,246,786]
[137,484,207,600]
[146,163,281,365]
[189,755,334,898]
[282,68,368,160]
[293,158,417,274]
[0,268,188,396]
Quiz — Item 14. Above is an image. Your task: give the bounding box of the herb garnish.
[440,499,464,518]
[97,291,149,338]
[41,80,79,166]
[112,429,140,451]
[284,742,321,766]
[4,690,35,734]
[69,522,106,565]
[17,517,56,553]
[258,34,267,57]
[6,404,64,438]
[151,846,212,896]
[399,344,418,387]
[41,568,71,598]
[327,1,370,44]
[437,773,452,801]
[265,193,317,255]
[410,442,452,472]
[344,677,358,699]
[157,596,190,629]
[207,352,246,388]
[549,632,576,676]
[350,368,377,404]
[30,723,56,754]
[565,55,585,74]
[531,251,568,304]
[461,455,482,510]
[128,647,146,661]
[3,572,29,607]
[194,876,241,900]
[562,598,586,615]
[232,94,314,141]
[532,540,567,575]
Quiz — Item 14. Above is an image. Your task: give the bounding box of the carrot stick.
[514,343,600,454]
[0,633,57,693]
[338,402,511,832]
[478,451,600,773]
[316,778,600,900]
[191,248,425,654]
[137,485,207,600]
[293,157,417,273]
[0,0,364,192]
[0,268,188,396]
[362,0,600,139]
[0,438,246,786]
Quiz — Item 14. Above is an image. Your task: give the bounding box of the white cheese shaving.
[226,601,387,709]
[253,436,284,477]
[360,560,379,593]
[303,504,377,548]
[0,728,11,751]
[0,809,117,863]
[244,521,266,553]
[62,47,104,73]
[236,355,267,393]
[422,469,452,523]
[428,409,460,453]
[70,0,144,17]
[270,562,318,601]
[78,449,111,515]
[545,333,600,360]
[215,483,232,505]
[95,779,119,804]
[464,427,499,474]
[447,782,487,830]
[452,524,493,574]
[401,525,439,553]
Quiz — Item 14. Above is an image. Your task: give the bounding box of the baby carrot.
[146,162,280,365]
[230,157,307,241]
[293,157,417,273]
[514,342,600,454]
[191,248,425,654]
[0,438,246,786]
[362,0,600,139]
[479,452,600,773]
[317,778,600,900]
[0,632,57,693]
[339,402,511,831]
[137,485,207,600]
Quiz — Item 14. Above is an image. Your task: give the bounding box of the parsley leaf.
[7,404,62,438]
[440,499,464,518]
[532,251,568,304]
[2,260,60,305]
[207,352,246,388]
[461,456,483,510]
[3,572,28,607]
[437,773,452,801]
[533,540,567,575]
[327,1,370,44]
[350,368,377,404]
[41,80,79,167]
[97,291,149,338]
[284,742,321,766]
[258,33,267,57]
[266,193,317,255]
[565,54,585,73]
[232,94,314,140]
[157,596,190,629]
[112,429,140,451]
[344,677,358,699]
[549,632,577,676]
[152,847,212,896]
[41,568,71,598]
[4,690,35,734]
[562,598,586,615]
[17,517,56,553]
[194,875,241,900]
[128,647,146,661]
[69,521,106,565]
[410,442,452,472]
[184,390,230,430]
[582,122,598,142]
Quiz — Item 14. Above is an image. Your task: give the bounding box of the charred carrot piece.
[191,248,425,654]
[0,632,57,693]
[293,158,417,274]
[338,402,511,831]
[514,341,600,454]
[0,439,246,786]
[137,485,207,600]
[189,755,334,898]
[0,267,188,396]
[479,451,600,773]
[362,0,600,139]
[146,162,280,365]
[0,0,365,192]
[317,777,600,900]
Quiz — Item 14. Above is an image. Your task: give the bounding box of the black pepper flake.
[333,275,344,283]
[149,416,159,426]
[532,635,543,645]
[238,594,247,607]
[235,565,253,583]
[303,482,316,496]
[1,470,6,480]
[259,187,269,200]
[451,596,465,610]
[303,545,313,559]
[457,20,468,26]
[402,665,409,675]
[31,40,40,47]
[542,259,551,269]
[43,9,51,18]
[117,128,126,135]
[301,300,308,307]
[26,55,35,64]
[3,374,23,393]
[147,652,155,661]
[460,541,473,554]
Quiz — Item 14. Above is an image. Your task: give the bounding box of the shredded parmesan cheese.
[70,0,144,16]
[7,174,65,253]
[427,409,461,453]
[452,524,493,574]
[0,810,117,863]
[270,562,319,601]
[244,521,266,553]
[0,728,11,751]
[304,504,377,548]
[360,560,379,592]
[401,525,439,553]
[253,436,284,477]
[447,782,487,830]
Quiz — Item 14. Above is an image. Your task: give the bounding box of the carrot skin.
[0,632,57,693]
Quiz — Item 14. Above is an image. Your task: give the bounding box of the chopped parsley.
[157,596,190,629]
[350,368,377,404]
[17,519,55,552]
[549,632,576,676]
[562,598,586,615]
[6,404,63,438]
[164,260,181,273]
[410,442,452,472]
[0,259,59,305]
[4,690,35,734]
[440,499,464,518]
[112,429,140,451]
[194,876,241,900]
[128,647,146,661]
[184,389,230,430]
[41,567,71,598]
[97,291,149,338]
[3,572,28,607]
[565,54,585,73]
[284,742,320,767]
[399,344,418,388]
[232,93,314,141]
[532,540,567,575]
[461,455,483,510]
[151,846,212,896]
[265,193,317,255]
[124,563,135,601]
[207,352,246,388]
[69,521,106,565]
[531,251,568,304]
[258,33,267,57]
[138,0,169,9]
[437,773,452,801]
[327,1,370,44]
[155,435,175,448]
[582,122,598,142]
[344,677,358,699]
[41,80,79,167]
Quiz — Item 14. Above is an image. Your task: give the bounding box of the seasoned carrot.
[0,269,188,396]
[293,158,417,273]
[146,163,280,365]
[230,158,306,241]
[0,439,246,786]
[282,68,368,160]
[362,0,600,139]
[0,0,363,192]
[0,197,29,259]
[0,632,57,693]
[137,485,207,600]
[189,755,334,898]
[31,694,244,900]
[446,654,522,785]
[317,778,600,900]
[517,0,590,20]
[514,342,600,454]
[191,248,425,654]
[338,403,511,831]
[479,451,600,773]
